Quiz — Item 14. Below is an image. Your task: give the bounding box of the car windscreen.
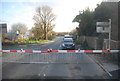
[64,36,72,38]
[64,40,73,42]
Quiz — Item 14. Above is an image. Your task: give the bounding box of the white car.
[64,35,73,38]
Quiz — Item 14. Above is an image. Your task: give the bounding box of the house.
[98,1,120,49]
[0,23,7,42]
[72,1,120,50]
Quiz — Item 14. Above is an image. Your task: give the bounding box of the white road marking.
[43,74,46,76]
[38,74,41,76]
[2,61,49,64]
[88,54,112,77]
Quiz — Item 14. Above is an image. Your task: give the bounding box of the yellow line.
[0,52,9,57]
[8,55,24,61]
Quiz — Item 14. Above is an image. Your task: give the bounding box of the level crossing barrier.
[1,49,119,64]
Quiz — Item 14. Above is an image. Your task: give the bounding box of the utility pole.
[109,19,111,49]
[0,24,2,53]
[0,24,2,81]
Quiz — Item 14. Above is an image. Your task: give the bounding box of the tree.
[73,8,95,36]
[30,24,44,40]
[9,23,27,41]
[94,3,110,39]
[33,5,56,40]
[69,29,77,35]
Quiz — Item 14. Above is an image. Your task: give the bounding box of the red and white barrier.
[0,49,119,53]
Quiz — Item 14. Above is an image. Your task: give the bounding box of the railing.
[103,39,120,50]
[1,49,119,64]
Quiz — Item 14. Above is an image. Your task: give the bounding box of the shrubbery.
[15,40,50,44]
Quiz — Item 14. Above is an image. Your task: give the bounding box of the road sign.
[16,30,20,36]
[16,34,19,36]
[26,32,29,36]
[24,36,28,39]
[96,22,109,33]
[96,19,112,49]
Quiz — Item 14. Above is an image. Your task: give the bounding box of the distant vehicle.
[63,34,73,41]
[64,35,73,38]
[61,38,75,50]
[63,37,73,41]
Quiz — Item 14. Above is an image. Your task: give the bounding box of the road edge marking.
[88,54,112,77]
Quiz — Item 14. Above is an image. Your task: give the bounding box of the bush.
[75,40,81,44]
[48,36,56,40]
[81,40,89,49]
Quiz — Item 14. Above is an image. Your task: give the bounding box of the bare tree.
[33,5,56,40]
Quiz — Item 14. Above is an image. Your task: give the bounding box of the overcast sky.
[0,0,103,32]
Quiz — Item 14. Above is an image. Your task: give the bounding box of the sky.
[0,0,104,32]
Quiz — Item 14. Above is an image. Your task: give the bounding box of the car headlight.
[62,44,65,46]
[72,44,75,46]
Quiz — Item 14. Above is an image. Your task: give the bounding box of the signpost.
[96,19,111,49]
[108,19,111,49]
[96,22,109,33]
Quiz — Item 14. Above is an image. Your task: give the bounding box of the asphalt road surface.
[2,36,114,79]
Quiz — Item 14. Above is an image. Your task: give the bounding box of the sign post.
[96,19,111,49]
[96,22,109,33]
[108,19,111,49]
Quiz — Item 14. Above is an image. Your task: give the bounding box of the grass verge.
[15,40,50,44]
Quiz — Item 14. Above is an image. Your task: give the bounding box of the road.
[2,36,113,79]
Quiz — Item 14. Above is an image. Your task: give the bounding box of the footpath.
[75,44,120,79]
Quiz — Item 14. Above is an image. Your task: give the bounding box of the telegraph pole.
[0,24,2,81]
[0,24,2,53]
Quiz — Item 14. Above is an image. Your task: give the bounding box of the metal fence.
[2,50,119,64]
[103,39,120,50]
[2,52,86,64]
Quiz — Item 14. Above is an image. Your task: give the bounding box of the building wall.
[101,2,118,41]
[78,36,103,49]
[0,24,7,41]
[118,1,120,49]
[118,2,120,41]
[100,2,120,49]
